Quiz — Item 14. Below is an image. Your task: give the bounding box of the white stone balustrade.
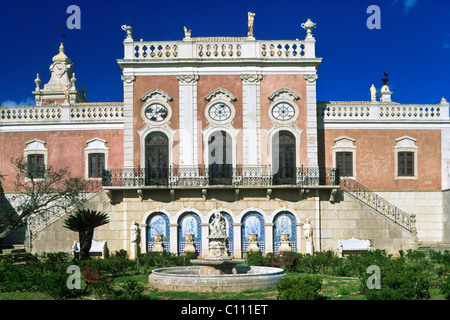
[319,102,450,122]
[126,38,315,60]
[0,102,124,124]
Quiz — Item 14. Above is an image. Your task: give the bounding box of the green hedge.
[277,276,323,300]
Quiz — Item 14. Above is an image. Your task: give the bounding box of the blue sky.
[0,0,449,105]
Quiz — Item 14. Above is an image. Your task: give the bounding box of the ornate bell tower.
[33,42,87,105]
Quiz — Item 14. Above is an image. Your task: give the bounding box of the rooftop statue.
[248,12,255,37]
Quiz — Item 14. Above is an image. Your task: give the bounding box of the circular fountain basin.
[149,265,286,293]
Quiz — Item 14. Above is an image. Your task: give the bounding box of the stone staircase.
[418,243,450,253]
[0,244,26,254]
[339,178,416,233]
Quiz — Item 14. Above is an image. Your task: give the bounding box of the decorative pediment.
[85,138,108,150]
[268,88,300,101]
[205,88,237,102]
[395,136,417,149]
[25,139,47,151]
[140,89,173,102]
[333,136,356,148]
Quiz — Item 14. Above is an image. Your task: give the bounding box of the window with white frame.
[332,137,357,179]
[24,139,48,180]
[394,136,418,180]
[85,138,108,179]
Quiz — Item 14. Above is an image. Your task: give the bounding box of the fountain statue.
[190,205,244,274]
[148,204,286,292]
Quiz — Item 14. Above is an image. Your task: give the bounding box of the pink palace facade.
[1,17,449,257]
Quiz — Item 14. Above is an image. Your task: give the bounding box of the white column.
[121,74,136,169]
[169,223,178,255]
[296,222,303,253]
[264,223,274,254]
[140,223,147,254]
[304,74,319,167]
[177,74,199,167]
[233,223,242,258]
[241,74,262,166]
[201,223,209,256]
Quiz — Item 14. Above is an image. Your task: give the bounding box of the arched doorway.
[145,132,169,185]
[272,130,296,185]
[147,213,170,252]
[241,212,265,254]
[208,130,232,185]
[273,212,297,253]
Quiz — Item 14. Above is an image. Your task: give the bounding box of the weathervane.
[381,71,389,86]
[59,26,67,42]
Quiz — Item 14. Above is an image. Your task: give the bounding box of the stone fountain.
[190,207,245,275]
[148,206,285,292]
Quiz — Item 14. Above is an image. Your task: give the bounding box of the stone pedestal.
[306,240,314,256]
[207,238,229,260]
[279,233,292,252]
[130,243,138,259]
[184,233,196,253]
[247,233,260,252]
[152,234,164,252]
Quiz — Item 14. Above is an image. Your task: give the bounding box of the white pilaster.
[233,223,242,258]
[121,74,136,168]
[178,74,199,167]
[264,223,274,254]
[201,223,209,256]
[241,73,262,166]
[169,223,178,255]
[304,74,319,167]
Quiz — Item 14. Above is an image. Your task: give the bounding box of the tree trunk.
[79,229,93,260]
[0,224,16,243]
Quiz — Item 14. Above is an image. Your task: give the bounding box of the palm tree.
[64,208,110,260]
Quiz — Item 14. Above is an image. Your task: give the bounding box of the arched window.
[272,130,296,185]
[178,212,202,254]
[273,212,297,253]
[145,132,169,185]
[208,130,232,185]
[241,212,265,254]
[147,213,170,252]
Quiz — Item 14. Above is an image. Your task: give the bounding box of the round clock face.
[145,104,168,122]
[209,103,231,121]
[54,63,65,77]
[272,103,295,121]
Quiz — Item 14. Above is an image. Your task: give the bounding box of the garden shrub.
[39,252,71,264]
[360,257,431,300]
[0,263,43,292]
[277,276,323,300]
[88,280,116,299]
[118,279,148,300]
[440,275,450,300]
[79,255,135,276]
[245,251,268,266]
[294,251,344,275]
[39,271,83,299]
[138,251,190,268]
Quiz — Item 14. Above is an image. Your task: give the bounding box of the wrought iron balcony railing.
[102,165,339,188]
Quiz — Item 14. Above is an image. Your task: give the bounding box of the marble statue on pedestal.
[130,221,140,259]
[303,219,314,255]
